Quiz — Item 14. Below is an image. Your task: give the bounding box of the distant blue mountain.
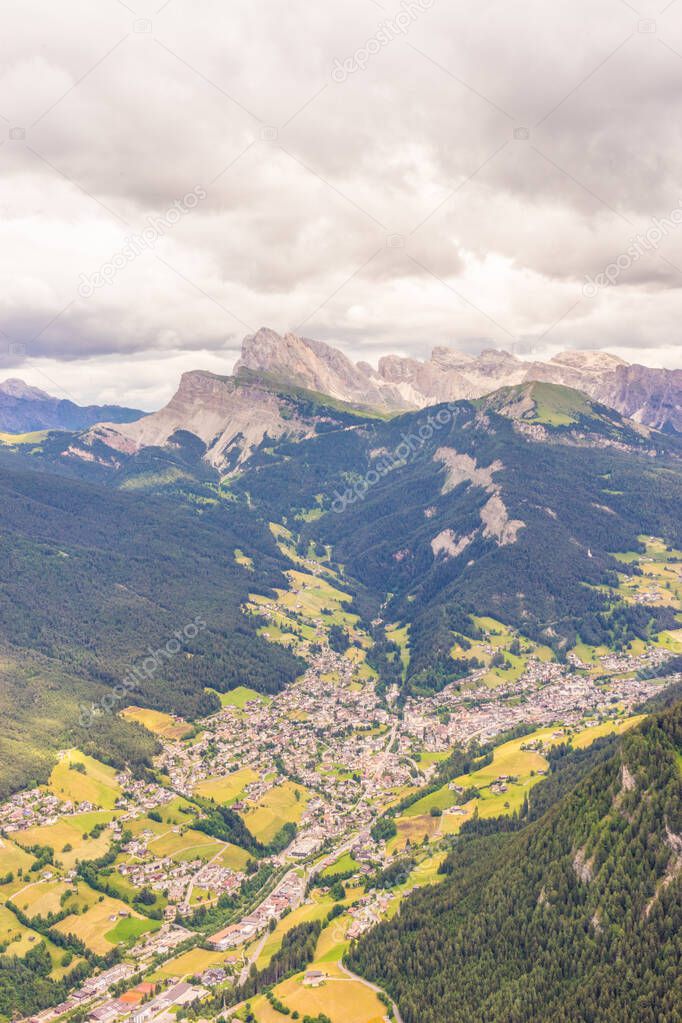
[0,377,146,433]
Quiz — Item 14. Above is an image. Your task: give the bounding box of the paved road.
[234,864,308,983]
[238,927,268,985]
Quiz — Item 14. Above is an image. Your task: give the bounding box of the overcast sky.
[2,0,682,409]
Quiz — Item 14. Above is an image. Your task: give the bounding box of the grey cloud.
[0,0,681,405]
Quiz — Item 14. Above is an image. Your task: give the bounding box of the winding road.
[338,962,405,1023]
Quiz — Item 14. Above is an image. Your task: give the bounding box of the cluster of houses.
[346,890,393,939]
[22,947,208,1023]
[25,965,136,1023]
[14,584,682,1023]
[88,981,206,1023]
[0,768,180,838]
[150,642,409,874]
[115,778,174,820]
[118,854,202,902]
[402,652,668,753]
[0,788,94,833]
[199,967,229,988]
[208,871,305,950]
[133,924,193,961]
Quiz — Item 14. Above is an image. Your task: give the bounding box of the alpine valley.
[0,330,680,1023]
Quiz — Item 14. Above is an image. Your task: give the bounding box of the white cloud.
[1,0,681,407]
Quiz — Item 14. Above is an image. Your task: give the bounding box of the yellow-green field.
[321,851,360,878]
[144,796,196,826]
[383,852,448,919]
[251,970,386,1023]
[387,813,441,854]
[345,646,377,682]
[417,751,449,772]
[314,914,352,964]
[451,616,554,688]
[523,382,593,427]
[278,569,357,626]
[234,548,254,570]
[127,816,170,839]
[48,751,121,810]
[256,892,338,969]
[210,686,272,709]
[286,709,310,721]
[570,714,646,749]
[0,905,81,977]
[249,527,376,660]
[268,522,334,572]
[242,781,310,844]
[0,904,48,955]
[386,623,410,678]
[190,886,212,906]
[251,564,362,639]
[658,628,682,654]
[194,767,259,804]
[104,914,160,945]
[570,641,613,666]
[54,893,154,954]
[0,430,49,445]
[398,718,647,846]
[120,706,193,740]
[255,617,305,647]
[613,537,682,611]
[216,842,252,870]
[399,727,566,839]
[13,878,98,919]
[0,836,35,878]
[14,811,117,869]
[147,828,224,862]
[153,945,238,980]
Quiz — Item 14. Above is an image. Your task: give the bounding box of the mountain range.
[235,327,682,431]
[0,356,680,794]
[0,327,680,789]
[0,378,144,434]
[0,328,680,1021]
[1,329,679,464]
[22,328,669,477]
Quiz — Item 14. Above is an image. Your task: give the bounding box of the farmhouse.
[303,970,326,988]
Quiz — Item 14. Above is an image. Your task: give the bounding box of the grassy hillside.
[347,701,682,1023]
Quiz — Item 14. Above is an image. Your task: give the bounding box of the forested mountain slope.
[233,384,682,688]
[0,461,303,795]
[5,380,682,697]
[1,380,681,791]
[348,702,682,1023]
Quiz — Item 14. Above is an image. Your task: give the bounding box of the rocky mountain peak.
[231,328,680,432]
[60,329,681,473]
[550,350,628,373]
[430,346,476,369]
[0,377,50,400]
[237,327,402,407]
